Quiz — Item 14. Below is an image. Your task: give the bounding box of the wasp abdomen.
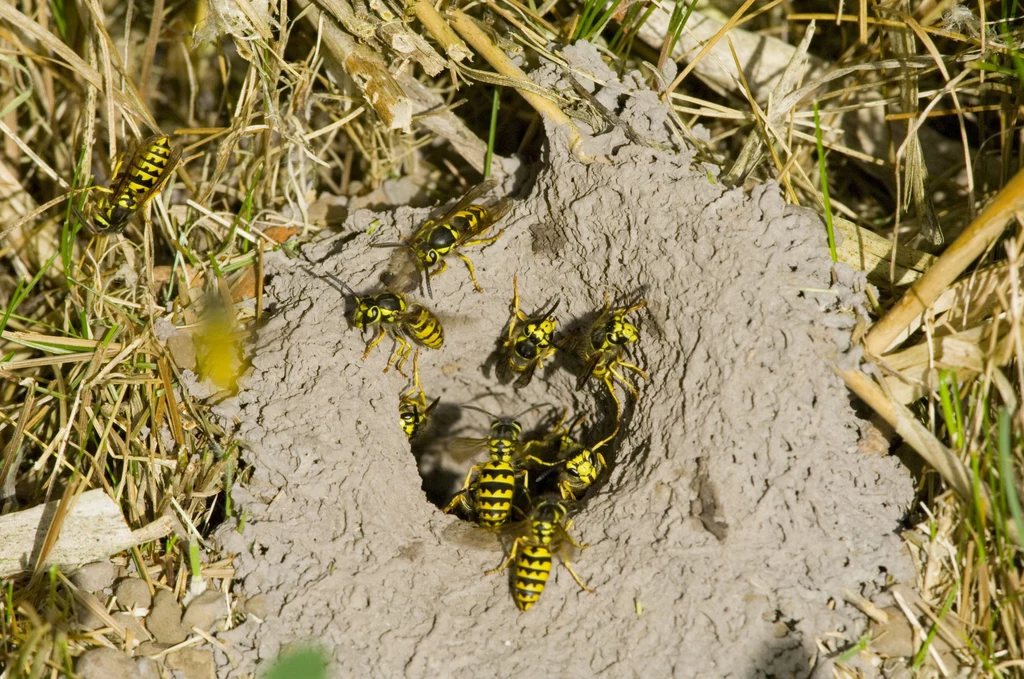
[404,305,444,349]
[513,545,553,611]
[474,462,516,527]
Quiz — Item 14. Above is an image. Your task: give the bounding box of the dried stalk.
[408,0,472,63]
[836,367,995,518]
[448,10,573,131]
[297,0,412,131]
[864,166,1024,355]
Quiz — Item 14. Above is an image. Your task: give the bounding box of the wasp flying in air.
[378,179,511,297]
[399,350,440,441]
[77,134,181,235]
[486,496,593,611]
[442,405,542,529]
[575,293,647,434]
[341,282,443,376]
[501,275,559,389]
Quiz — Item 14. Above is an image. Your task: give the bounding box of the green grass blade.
[997,407,1024,547]
[813,101,837,262]
[485,87,500,179]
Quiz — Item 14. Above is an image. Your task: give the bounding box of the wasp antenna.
[69,201,94,233]
[425,397,441,416]
[423,271,433,298]
[460,403,500,420]
[511,403,550,420]
[537,298,560,319]
[307,266,359,299]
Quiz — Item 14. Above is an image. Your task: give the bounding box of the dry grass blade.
[409,0,472,62]
[448,10,571,131]
[866,169,1024,355]
[31,475,87,578]
[836,367,1006,535]
[0,378,35,495]
[295,0,412,131]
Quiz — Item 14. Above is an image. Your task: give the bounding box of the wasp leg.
[559,546,595,593]
[521,439,556,467]
[362,327,387,359]
[451,463,482,496]
[485,536,524,576]
[507,275,526,340]
[624,298,647,315]
[617,361,649,381]
[455,253,484,292]
[608,364,643,399]
[427,259,449,279]
[463,228,505,248]
[388,336,414,377]
[443,489,474,518]
[559,482,580,502]
[601,373,625,439]
[562,519,589,550]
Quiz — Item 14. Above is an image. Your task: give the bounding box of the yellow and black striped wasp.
[442,405,542,528]
[501,275,559,389]
[575,293,647,433]
[339,281,443,376]
[486,495,593,611]
[399,350,440,441]
[76,134,181,234]
[378,179,511,297]
[530,414,608,501]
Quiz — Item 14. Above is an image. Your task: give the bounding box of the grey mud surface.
[214,44,915,678]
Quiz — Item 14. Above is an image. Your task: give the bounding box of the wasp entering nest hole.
[395,281,647,611]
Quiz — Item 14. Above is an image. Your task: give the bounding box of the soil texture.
[213,44,914,678]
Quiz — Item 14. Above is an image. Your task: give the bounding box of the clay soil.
[214,45,915,678]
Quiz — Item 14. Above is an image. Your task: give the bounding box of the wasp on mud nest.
[399,350,440,441]
[376,179,511,297]
[76,134,181,235]
[527,413,608,502]
[338,281,443,376]
[486,496,593,611]
[573,292,648,438]
[501,275,559,389]
[442,404,546,529]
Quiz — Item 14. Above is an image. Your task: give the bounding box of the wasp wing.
[445,437,490,463]
[575,351,605,391]
[513,360,540,389]
[432,179,499,224]
[455,196,512,243]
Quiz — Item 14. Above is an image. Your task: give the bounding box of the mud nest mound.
[215,47,914,677]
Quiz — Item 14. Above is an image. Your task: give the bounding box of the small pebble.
[135,657,161,679]
[71,562,118,593]
[165,648,216,679]
[182,590,228,632]
[146,590,187,645]
[75,648,140,679]
[115,578,153,612]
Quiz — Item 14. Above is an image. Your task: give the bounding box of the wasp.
[399,350,440,441]
[486,496,593,611]
[531,415,608,501]
[575,293,647,432]
[442,405,541,528]
[341,282,443,376]
[77,134,181,234]
[502,275,559,388]
[378,179,511,296]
